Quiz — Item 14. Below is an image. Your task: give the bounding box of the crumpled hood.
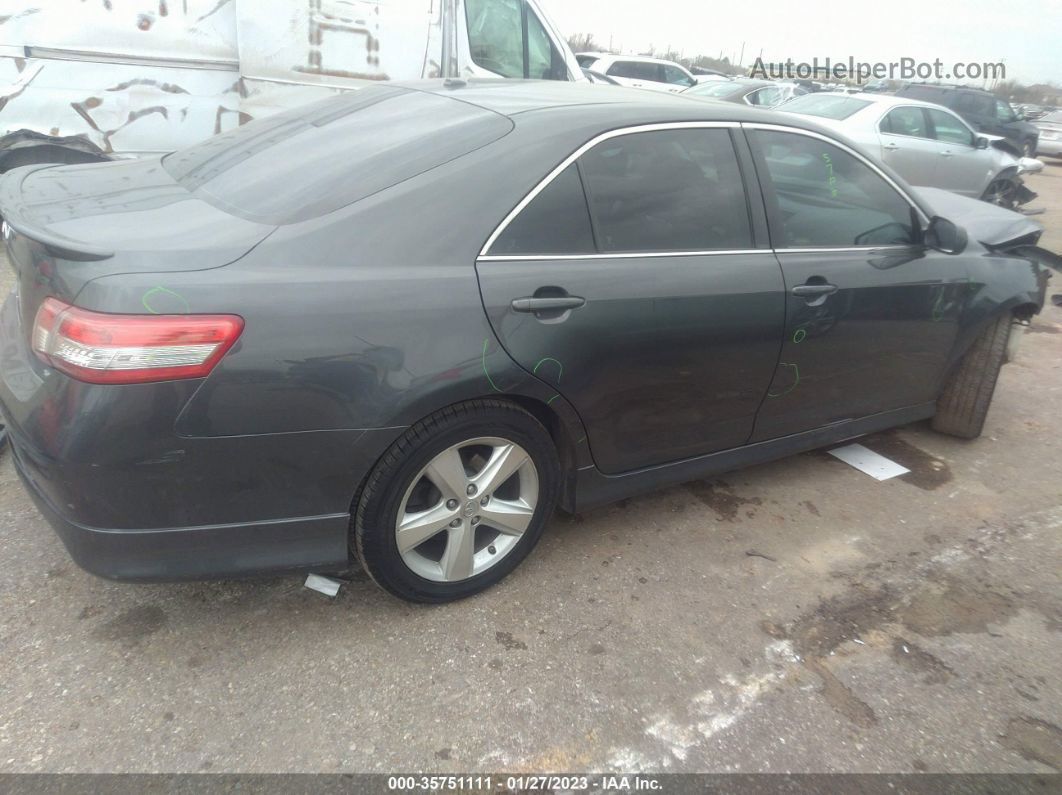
[913,186,1043,247]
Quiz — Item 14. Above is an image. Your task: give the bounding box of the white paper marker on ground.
[828,443,910,481]
[304,573,343,597]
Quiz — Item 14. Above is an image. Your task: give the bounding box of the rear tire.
[353,399,560,603]
[932,313,1012,439]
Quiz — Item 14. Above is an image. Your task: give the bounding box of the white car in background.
[777,92,1032,208]
[574,53,699,93]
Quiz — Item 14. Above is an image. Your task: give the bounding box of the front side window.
[465,0,565,80]
[663,65,694,87]
[579,129,751,252]
[755,130,917,248]
[995,100,1017,123]
[926,108,974,145]
[488,164,595,255]
[880,106,929,138]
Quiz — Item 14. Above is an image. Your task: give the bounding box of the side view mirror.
[924,216,968,255]
[975,136,989,149]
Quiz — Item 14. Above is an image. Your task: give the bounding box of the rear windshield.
[779,94,872,119]
[163,85,513,224]
[685,81,744,98]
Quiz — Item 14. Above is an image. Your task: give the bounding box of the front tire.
[932,313,1012,439]
[353,399,560,603]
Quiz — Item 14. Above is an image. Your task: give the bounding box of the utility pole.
[738,41,745,69]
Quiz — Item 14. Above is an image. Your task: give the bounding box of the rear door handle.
[940,150,954,157]
[791,284,838,297]
[511,296,586,313]
[883,142,900,150]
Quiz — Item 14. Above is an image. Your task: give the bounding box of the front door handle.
[511,296,586,313]
[883,142,900,150]
[791,284,838,297]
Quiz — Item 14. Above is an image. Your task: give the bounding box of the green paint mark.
[481,338,503,393]
[792,328,807,344]
[533,356,564,382]
[767,362,800,397]
[821,152,839,198]
[141,286,190,315]
[932,289,945,322]
[577,436,587,444]
[546,393,560,405]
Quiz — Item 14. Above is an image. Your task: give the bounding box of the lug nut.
[488,545,497,555]
[446,499,458,510]
[466,484,477,496]
[471,516,480,525]
[449,518,461,528]
[480,495,489,505]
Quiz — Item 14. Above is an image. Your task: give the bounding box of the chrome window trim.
[478,121,743,258]
[479,249,766,262]
[743,121,930,225]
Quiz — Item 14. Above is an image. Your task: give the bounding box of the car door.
[876,106,943,185]
[924,107,987,196]
[476,125,786,474]
[745,125,969,441]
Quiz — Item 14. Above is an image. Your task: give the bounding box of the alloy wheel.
[395,437,539,582]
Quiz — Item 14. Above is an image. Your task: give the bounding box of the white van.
[0,0,582,169]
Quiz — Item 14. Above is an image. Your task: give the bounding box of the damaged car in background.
[0,0,583,172]
[778,92,1042,210]
[0,82,1055,602]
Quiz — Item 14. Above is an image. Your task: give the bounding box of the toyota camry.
[0,80,1053,602]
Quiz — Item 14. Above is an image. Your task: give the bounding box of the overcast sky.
[549,0,1060,85]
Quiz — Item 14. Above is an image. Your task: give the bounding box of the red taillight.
[31,297,244,385]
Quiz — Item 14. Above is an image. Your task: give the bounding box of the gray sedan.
[0,80,1052,602]
[777,92,1028,207]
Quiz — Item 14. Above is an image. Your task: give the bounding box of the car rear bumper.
[8,435,352,581]
[1035,138,1062,156]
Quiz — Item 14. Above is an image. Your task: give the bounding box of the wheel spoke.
[396,503,454,553]
[423,447,468,501]
[472,443,528,496]
[479,498,534,536]
[440,524,476,580]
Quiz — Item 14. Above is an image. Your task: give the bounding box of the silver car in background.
[1034,110,1062,158]
[777,93,1031,208]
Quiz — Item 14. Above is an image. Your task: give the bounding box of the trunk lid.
[0,158,275,348]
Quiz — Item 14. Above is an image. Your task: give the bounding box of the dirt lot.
[0,165,1060,774]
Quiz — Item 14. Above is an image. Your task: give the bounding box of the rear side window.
[488,164,595,255]
[488,128,752,256]
[163,86,512,224]
[608,61,661,82]
[580,129,751,252]
[576,54,599,68]
[881,106,928,138]
[465,0,567,80]
[755,130,917,247]
[955,93,994,116]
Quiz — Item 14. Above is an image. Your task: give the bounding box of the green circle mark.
[141,286,190,315]
[792,328,807,344]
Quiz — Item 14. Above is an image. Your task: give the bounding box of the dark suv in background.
[895,84,1040,156]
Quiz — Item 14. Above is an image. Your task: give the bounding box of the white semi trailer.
[0,0,582,169]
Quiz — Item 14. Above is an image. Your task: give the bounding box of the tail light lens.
[31,297,244,385]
